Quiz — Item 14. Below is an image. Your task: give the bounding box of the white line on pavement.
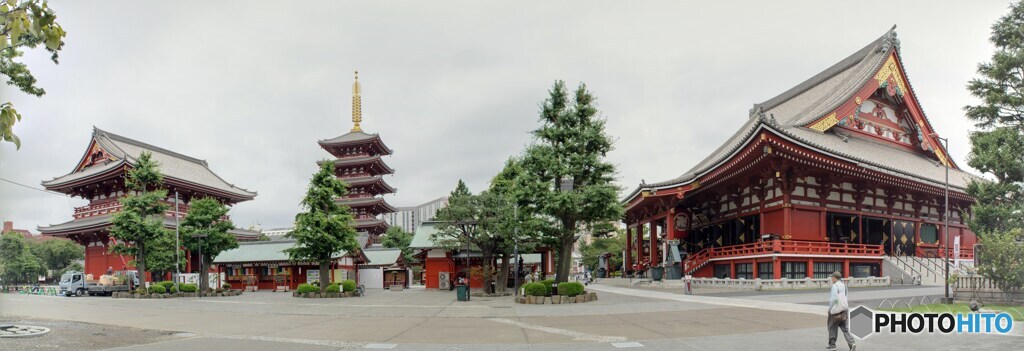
[611,341,645,348]
[487,318,628,342]
[588,284,826,316]
[365,344,398,349]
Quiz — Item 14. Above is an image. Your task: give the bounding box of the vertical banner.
[953,236,961,270]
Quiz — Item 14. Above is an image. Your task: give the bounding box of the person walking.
[827,271,856,351]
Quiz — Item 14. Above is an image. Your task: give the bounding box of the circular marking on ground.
[0,324,51,338]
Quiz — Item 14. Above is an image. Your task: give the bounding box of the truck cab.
[59,271,140,297]
[59,271,87,296]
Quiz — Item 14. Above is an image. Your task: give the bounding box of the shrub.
[150,285,166,294]
[535,279,557,295]
[557,282,585,296]
[297,283,319,294]
[180,284,198,293]
[135,287,148,295]
[169,285,178,294]
[523,282,547,296]
[222,282,232,290]
[158,281,175,290]
[325,284,341,293]
[341,279,357,292]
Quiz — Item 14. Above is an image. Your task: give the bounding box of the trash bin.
[456,284,469,301]
[665,264,681,280]
[651,266,664,281]
[597,268,607,278]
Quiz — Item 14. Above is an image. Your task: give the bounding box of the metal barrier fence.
[0,285,61,296]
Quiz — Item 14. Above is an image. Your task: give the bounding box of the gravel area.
[0,317,179,350]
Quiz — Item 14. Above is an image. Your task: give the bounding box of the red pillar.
[843,260,850,278]
[773,258,782,279]
[807,258,815,279]
[729,261,736,279]
[625,226,633,273]
[650,221,659,265]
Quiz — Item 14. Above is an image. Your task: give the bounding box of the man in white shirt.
[827,271,856,351]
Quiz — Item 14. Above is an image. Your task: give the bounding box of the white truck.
[59,271,139,297]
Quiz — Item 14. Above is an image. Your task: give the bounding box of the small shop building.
[213,239,367,290]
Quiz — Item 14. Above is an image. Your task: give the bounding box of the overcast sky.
[0,1,1013,231]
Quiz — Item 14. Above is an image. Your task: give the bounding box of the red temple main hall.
[623,27,979,280]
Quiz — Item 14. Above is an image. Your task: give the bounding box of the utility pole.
[513,205,519,296]
[931,134,952,304]
[174,191,181,294]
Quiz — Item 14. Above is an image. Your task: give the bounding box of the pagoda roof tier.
[322,155,395,176]
[353,218,388,234]
[43,127,257,202]
[625,27,980,202]
[336,196,398,214]
[39,215,258,241]
[319,131,393,157]
[339,175,396,195]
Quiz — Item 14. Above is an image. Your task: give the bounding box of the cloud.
[0,0,1007,230]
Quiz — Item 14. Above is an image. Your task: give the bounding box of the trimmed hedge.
[341,279,357,292]
[135,287,148,295]
[538,279,556,295]
[297,283,319,294]
[180,284,198,293]
[158,281,175,290]
[223,282,232,290]
[169,285,178,294]
[150,285,167,294]
[523,282,547,296]
[325,283,341,293]
[557,282,584,296]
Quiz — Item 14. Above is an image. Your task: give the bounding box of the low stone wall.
[954,276,1024,305]
[680,276,890,290]
[515,292,598,304]
[292,291,358,298]
[111,290,243,299]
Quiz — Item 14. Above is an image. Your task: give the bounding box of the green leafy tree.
[963,1,1024,293]
[381,226,414,264]
[975,229,1024,292]
[579,229,626,273]
[27,238,82,278]
[143,232,183,282]
[182,197,237,291]
[517,81,624,283]
[0,232,45,284]
[488,157,540,292]
[434,180,517,293]
[1,0,66,149]
[285,162,358,293]
[109,151,170,281]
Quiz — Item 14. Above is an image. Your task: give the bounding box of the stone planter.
[551,296,562,304]
[568,296,577,303]
[589,292,597,301]
[344,291,355,297]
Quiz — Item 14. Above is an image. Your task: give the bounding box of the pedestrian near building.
[827,271,856,351]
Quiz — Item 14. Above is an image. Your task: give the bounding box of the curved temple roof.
[625,27,979,202]
[43,127,257,201]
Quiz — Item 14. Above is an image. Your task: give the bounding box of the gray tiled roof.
[39,215,260,242]
[213,239,354,264]
[361,248,402,267]
[627,27,979,201]
[43,127,256,200]
[318,131,393,154]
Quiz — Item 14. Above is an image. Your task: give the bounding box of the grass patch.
[880,303,1024,321]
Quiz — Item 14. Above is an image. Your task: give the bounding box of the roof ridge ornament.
[351,70,362,132]
[879,25,900,53]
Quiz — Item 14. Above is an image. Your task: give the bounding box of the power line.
[0,176,70,197]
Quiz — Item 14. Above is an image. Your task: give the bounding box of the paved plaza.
[1,283,1021,350]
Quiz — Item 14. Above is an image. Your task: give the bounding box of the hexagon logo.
[849,306,874,339]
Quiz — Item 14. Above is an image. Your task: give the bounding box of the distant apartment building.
[383,197,448,233]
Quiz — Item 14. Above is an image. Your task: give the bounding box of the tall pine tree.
[963,1,1024,291]
[110,151,170,281]
[517,81,623,283]
[285,162,358,293]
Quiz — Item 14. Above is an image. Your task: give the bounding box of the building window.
[850,263,879,278]
[261,267,270,276]
[814,262,843,279]
[782,262,807,279]
[758,262,774,280]
[920,223,939,244]
[713,264,730,279]
[226,267,234,276]
[735,263,753,279]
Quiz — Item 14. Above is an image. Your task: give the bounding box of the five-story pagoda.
[318,71,397,246]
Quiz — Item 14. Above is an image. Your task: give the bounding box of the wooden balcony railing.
[683,240,885,275]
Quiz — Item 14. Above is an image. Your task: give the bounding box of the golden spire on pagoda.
[351,70,362,132]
